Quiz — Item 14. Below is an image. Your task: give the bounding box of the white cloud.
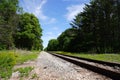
[43,18,57,24]
[65,4,85,21]
[21,0,48,20]
[34,0,48,20]
[20,0,56,23]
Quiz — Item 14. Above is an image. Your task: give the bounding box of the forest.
[46,0,120,53]
[0,0,43,50]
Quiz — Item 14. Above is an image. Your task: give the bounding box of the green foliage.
[14,67,34,77]
[47,0,120,53]
[14,13,43,50]
[57,28,78,52]
[70,0,120,53]
[0,52,16,78]
[46,28,78,52]
[47,39,59,51]
[0,0,43,50]
[0,0,19,49]
[0,43,7,50]
[0,50,39,79]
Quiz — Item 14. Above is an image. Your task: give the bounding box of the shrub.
[0,43,7,50]
[0,52,16,79]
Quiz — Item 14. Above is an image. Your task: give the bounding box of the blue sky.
[19,0,90,48]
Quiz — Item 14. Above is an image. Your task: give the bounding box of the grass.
[55,51,120,63]
[0,49,40,79]
[14,66,34,77]
[15,49,40,64]
[0,50,40,64]
[0,50,16,79]
[31,73,38,79]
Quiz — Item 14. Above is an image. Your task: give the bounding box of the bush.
[0,52,16,79]
[0,43,7,50]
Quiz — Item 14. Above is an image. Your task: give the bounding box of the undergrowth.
[0,50,40,79]
[0,51,16,79]
[15,50,39,64]
[14,66,34,77]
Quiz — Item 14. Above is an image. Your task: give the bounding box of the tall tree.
[70,0,120,53]
[112,0,120,52]
[46,0,120,53]
[14,13,43,50]
[0,0,19,49]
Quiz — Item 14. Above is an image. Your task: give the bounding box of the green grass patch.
[0,50,40,79]
[55,51,120,63]
[0,50,16,79]
[14,66,34,77]
[15,50,40,64]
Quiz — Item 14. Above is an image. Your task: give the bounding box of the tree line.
[0,0,43,50]
[46,0,120,53]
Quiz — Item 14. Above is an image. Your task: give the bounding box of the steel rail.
[48,52,120,80]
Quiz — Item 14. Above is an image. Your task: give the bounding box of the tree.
[14,13,43,50]
[70,0,120,53]
[47,39,58,51]
[57,28,77,52]
[112,0,120,52]
[46,0,120,53]
[0,0,19,49]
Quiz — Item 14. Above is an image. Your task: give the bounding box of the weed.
[15,50,39,64]
[0,50,39,79]
[31,73,38,79]
[14,67,34,77]
[0,52,16,79]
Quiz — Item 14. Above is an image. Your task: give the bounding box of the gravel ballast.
[35,51,111,80]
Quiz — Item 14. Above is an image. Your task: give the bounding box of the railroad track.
[48,52,120,80]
